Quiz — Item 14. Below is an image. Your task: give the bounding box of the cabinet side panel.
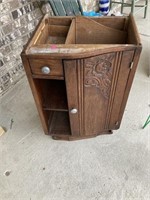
[118,47,142,124]
[21,54,49,134]
[64,60,80,136]
[109,50,135,129]
[83,53,116,135]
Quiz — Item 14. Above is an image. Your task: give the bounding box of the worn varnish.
[21,14,142,140]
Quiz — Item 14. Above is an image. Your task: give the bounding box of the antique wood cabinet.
[21,14,142,140]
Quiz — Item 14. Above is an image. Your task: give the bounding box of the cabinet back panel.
[48,17,72,26]
[92,17,127,30]
[76,17,127,44]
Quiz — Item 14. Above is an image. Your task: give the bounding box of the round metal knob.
[41,66,51,74]
[70,108,78,114]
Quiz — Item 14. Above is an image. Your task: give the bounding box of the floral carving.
[84,54,115,99]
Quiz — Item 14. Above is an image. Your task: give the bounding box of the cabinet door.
[83,53,117,135]
[64,50,135,136]
[64,53,117,136]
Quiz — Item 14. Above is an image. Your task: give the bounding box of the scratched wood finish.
[92,17,127,30]
[83,53,117,135]
[76,17,127,44]
[65,19,76,44]
[21,15,142,140]
[29,59,63,78]
[108,50,135,129]
[64,60,80,136]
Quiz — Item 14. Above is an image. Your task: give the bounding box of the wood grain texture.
[64,60,80,136]
[127,14,141,45]
[76,17,127,44]
[29,59,63,77]
[65,19,76,44]
[92,17,127,30]
[109,50,135,129]
[35,24,49,45]
[21,54,49,134]
[21,15,142,140]
[48,17,72,26]
[42,80,68,111]
[104,52,121,130]
[49,25,69,37]
[83,53,116,135]
[118,46,142,124]
[49,112,71,135]
[25,14,49,51]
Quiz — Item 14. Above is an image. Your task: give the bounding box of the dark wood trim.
[21,54,49,134]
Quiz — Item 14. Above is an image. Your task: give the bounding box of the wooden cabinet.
[21,14,142,140]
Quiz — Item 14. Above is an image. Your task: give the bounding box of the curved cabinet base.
[51,130,113,141]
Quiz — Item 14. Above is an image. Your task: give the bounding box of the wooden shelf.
[49,111,71,135]
[43,80,68,111]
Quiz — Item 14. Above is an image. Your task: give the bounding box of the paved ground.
[0,9,150,200]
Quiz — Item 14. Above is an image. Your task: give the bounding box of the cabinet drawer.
[29,59,63,77]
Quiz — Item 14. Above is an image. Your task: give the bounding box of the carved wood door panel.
[83,53,117,135]
[64,50,134,136]
[64,53,117,136]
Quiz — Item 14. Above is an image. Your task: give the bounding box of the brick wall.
[0,0,45,95]
[0,0,99,96]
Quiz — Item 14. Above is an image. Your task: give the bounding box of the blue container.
[99,0,110,15]
[83,11,103,17]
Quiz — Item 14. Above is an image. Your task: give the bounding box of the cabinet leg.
[109,130,113,134]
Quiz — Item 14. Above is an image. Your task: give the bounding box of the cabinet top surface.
[22,14,141,59]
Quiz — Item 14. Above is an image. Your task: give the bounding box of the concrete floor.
[0,10,150,200]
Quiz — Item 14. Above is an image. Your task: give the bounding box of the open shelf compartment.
[32,15,140,47]
[34,17,72,45]
[66,16,139,45]
[36,79,68,112]
[43,80,68,111]
[48,111,71,136]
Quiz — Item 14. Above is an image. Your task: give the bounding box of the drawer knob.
[41,66,51,74]
[70,108,78,114]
